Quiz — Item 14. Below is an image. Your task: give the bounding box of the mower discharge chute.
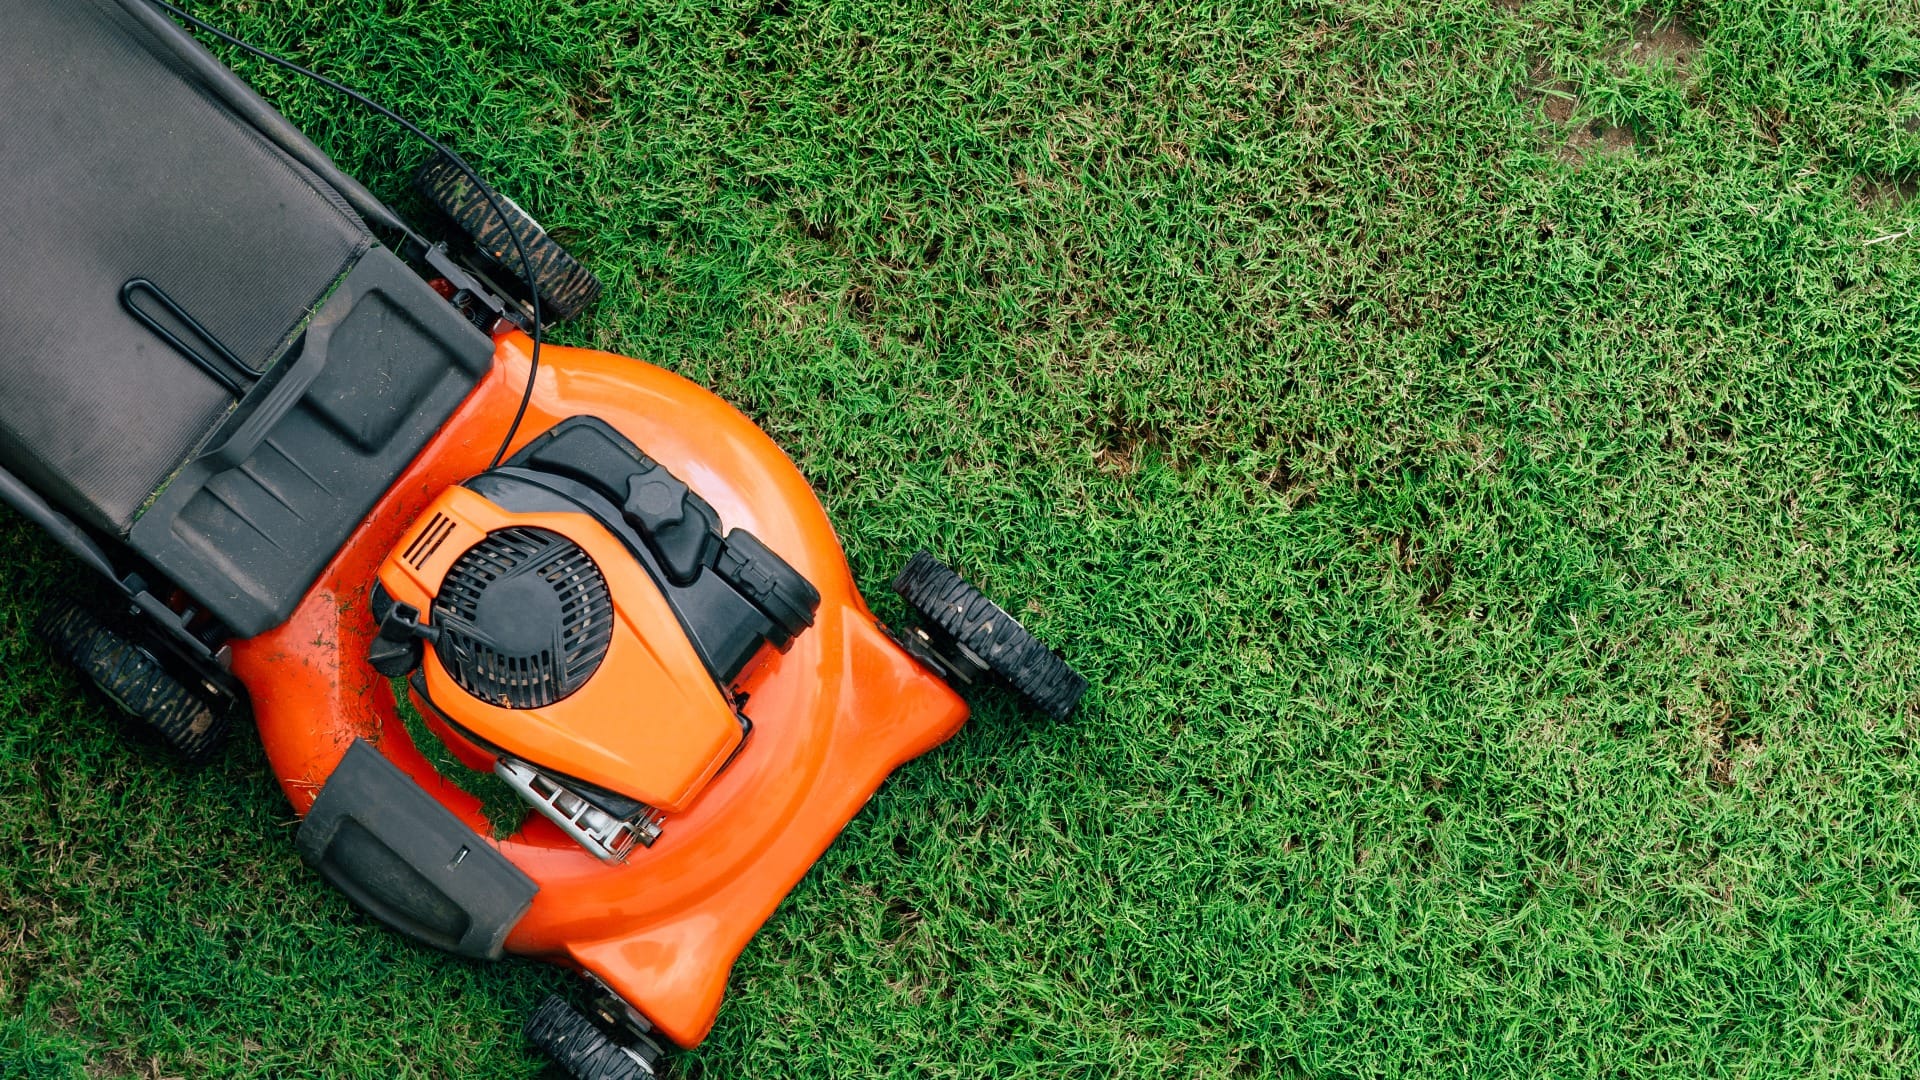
[1,2,1086,1075]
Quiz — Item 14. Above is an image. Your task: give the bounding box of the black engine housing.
[471,417,819,686]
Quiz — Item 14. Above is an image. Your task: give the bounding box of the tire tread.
[525,995,656,1080]
[36,598,227,763]
[415,157,602,322]
[893,552,1087,719]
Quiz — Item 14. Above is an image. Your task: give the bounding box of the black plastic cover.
[505,418,820,642]
[465,469,780,684]
[714,529,819,647]
[512,419,724,585]
[127,249,493,638]
[0,0,375,532]
[297,738,537,960]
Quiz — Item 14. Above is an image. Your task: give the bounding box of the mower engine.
[366,416,819,861]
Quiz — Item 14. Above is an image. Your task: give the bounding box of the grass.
[6,0,1920,1075]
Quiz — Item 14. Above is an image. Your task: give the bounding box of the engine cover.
[376,484,743,813]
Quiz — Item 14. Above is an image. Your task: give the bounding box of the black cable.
[141,0,542,469]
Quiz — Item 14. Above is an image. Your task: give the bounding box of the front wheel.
[526,994,663,1080]
[892,552,1088,719]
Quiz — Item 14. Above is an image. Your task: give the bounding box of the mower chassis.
[228,332,970,1047]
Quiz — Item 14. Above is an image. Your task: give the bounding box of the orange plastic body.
[228,332,971,1047]
[376,485,743,812]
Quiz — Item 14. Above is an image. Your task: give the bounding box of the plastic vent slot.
[403,513,457,570]
[434,527,614,708]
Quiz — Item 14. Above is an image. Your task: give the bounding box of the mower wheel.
[416,155,603,323]
[893,551,1088,720]
[36,598,229,763]
[526,995,659,1080]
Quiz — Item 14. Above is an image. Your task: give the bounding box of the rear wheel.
[526,995,662,1080]
[36,597,230,763]
[893,552,1088,719]
[415,155,603,323]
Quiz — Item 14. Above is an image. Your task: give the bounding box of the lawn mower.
[2,2,1086,1075]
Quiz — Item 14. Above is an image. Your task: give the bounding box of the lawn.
[7,0,1920,1076]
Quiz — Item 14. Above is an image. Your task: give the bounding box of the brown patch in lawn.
[1855,175,1918,210]
[1528,11,1700,163]
[1519,55,1633,164]
[1630,12,1702,73]
[1701,696,1761,788]
[1091,411,1165,476]
[1561,120,1638,164]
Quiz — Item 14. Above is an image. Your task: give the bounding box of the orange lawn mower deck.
[4,4,1086,1076]
[230,333,1083,1064]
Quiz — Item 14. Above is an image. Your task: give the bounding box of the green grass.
[7,0,1920,1075]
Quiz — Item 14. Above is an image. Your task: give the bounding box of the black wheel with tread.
[415,155,603,323]
[36,597,229,763]
[893,551,1088,720]
[526,995,658,1080]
